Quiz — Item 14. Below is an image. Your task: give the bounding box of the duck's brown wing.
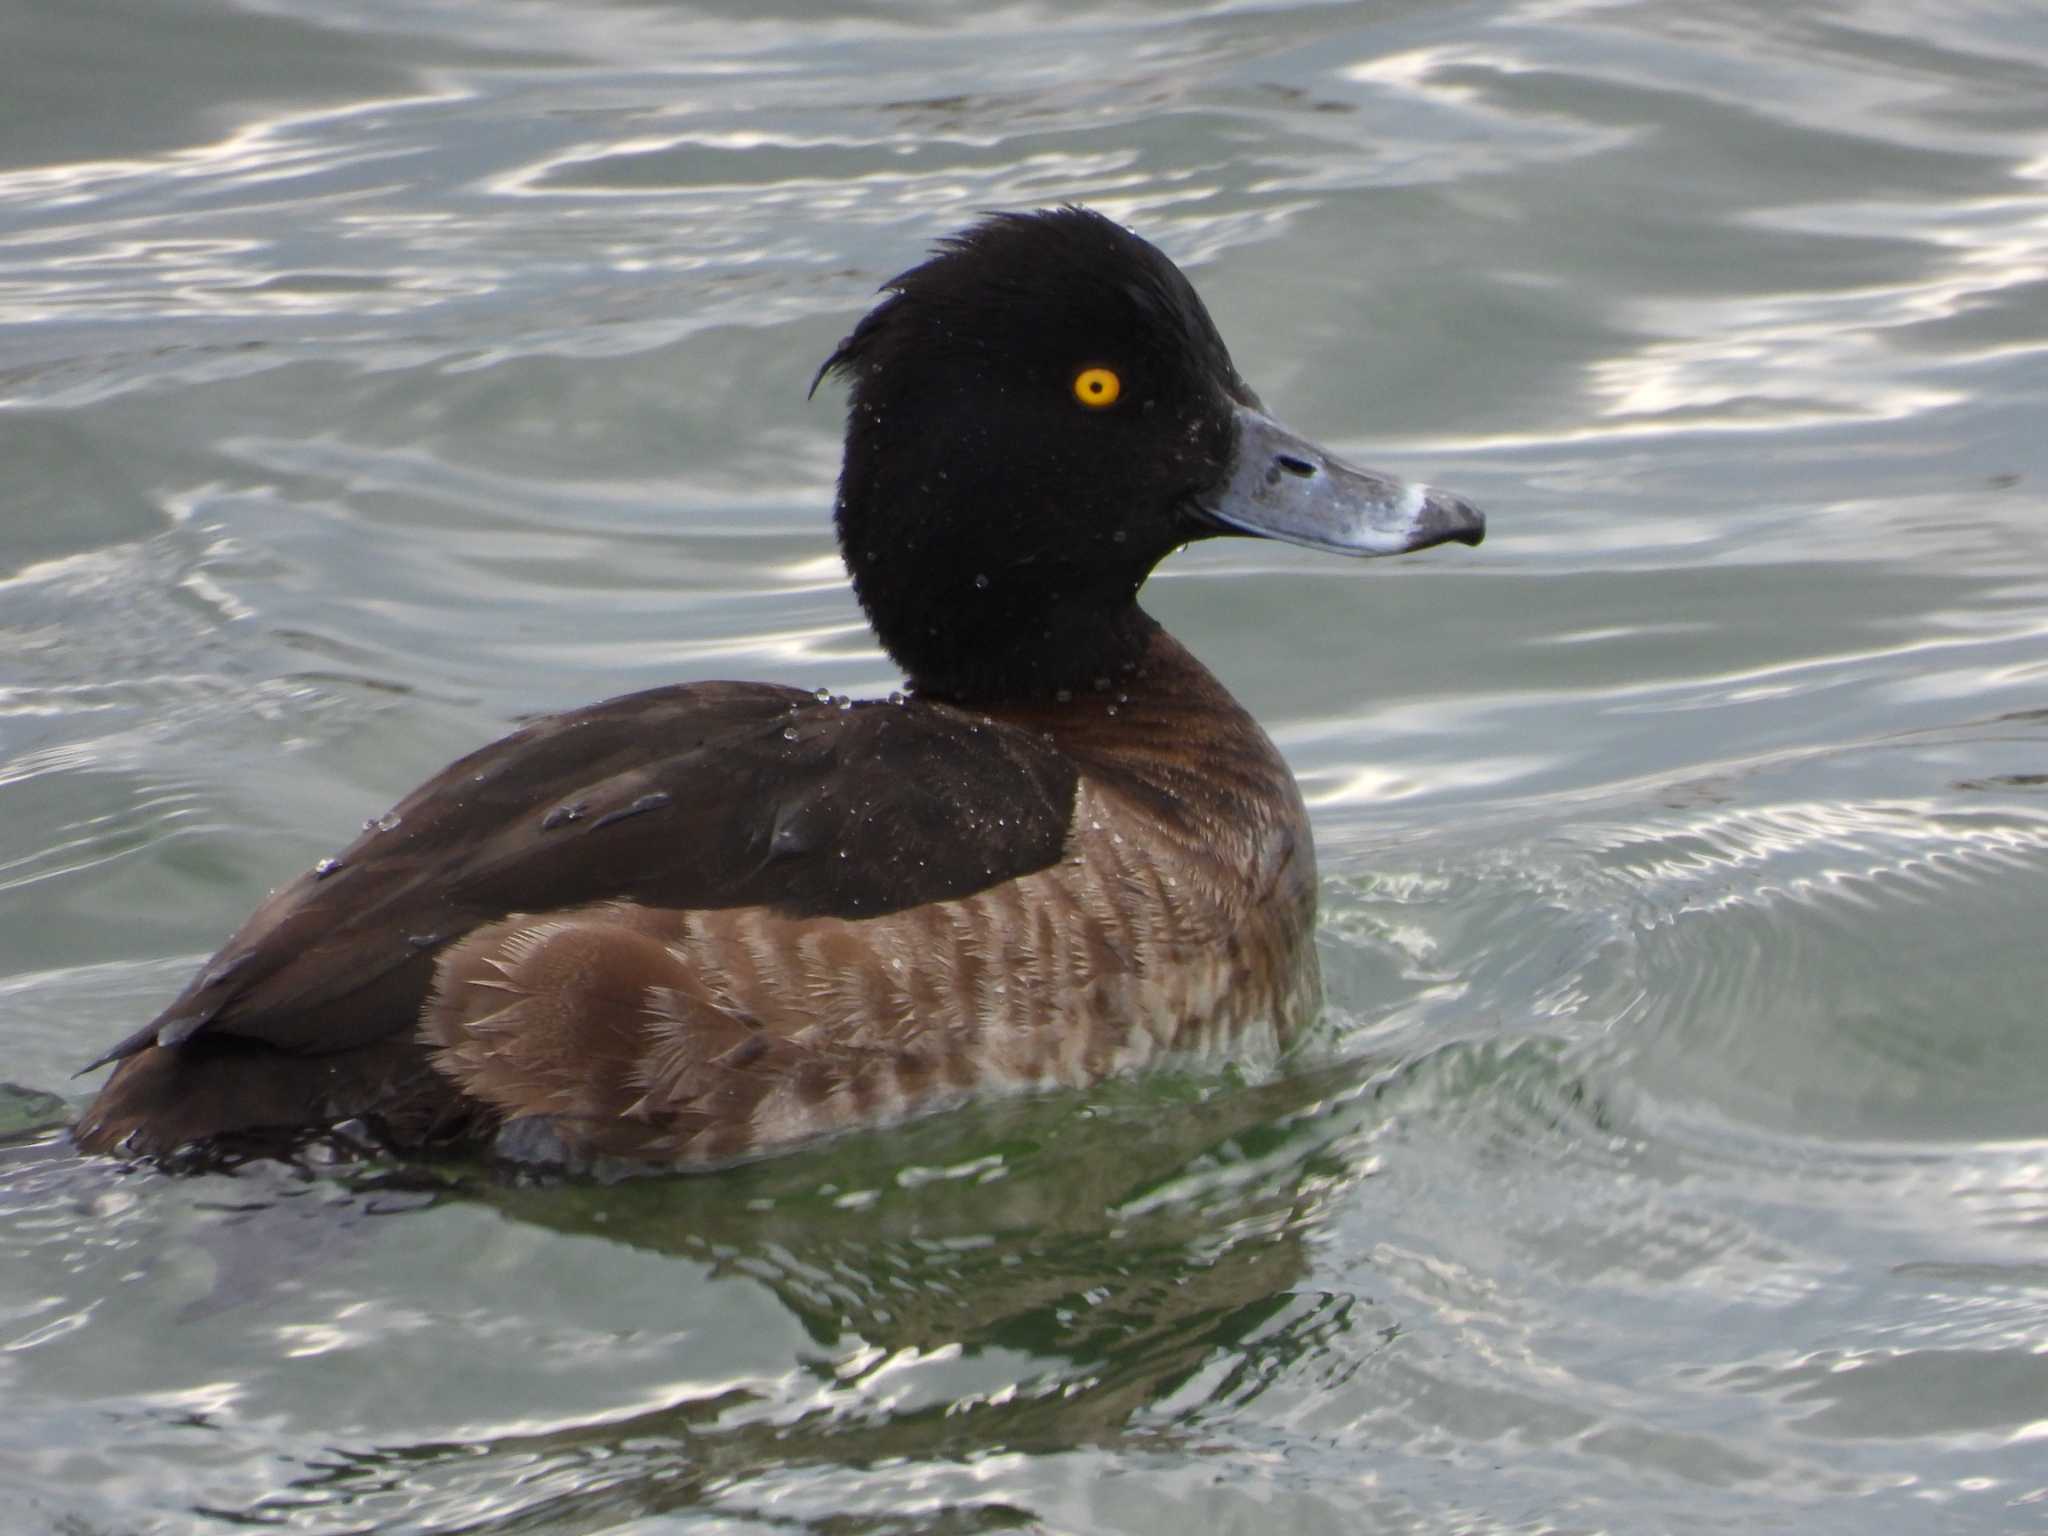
[75,682,1079,1152]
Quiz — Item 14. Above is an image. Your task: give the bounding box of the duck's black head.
[815,207,1483,702]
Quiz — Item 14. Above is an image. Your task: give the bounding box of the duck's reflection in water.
[298,1064,1396,1528]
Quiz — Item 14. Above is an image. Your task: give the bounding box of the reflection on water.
[1,1068,1376,1529]
[4,0,2048,1530]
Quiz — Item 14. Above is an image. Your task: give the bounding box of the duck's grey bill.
[1199,405,1485,555]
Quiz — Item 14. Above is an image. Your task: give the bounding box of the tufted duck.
[75,207,1484,1168]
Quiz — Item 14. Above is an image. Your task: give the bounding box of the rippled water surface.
[4,1,2047,1531]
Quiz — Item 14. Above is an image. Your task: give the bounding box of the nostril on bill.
[1275,454,1316,478]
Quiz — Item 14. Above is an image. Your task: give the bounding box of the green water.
[3,1,2047,1531]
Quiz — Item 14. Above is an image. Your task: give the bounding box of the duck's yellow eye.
[1073,366,1122,408]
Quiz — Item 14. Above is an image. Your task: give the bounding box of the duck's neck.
[887,591,1161,706]
[971,618,1308,854]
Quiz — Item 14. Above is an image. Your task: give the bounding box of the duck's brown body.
[75,629,1319,1166]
